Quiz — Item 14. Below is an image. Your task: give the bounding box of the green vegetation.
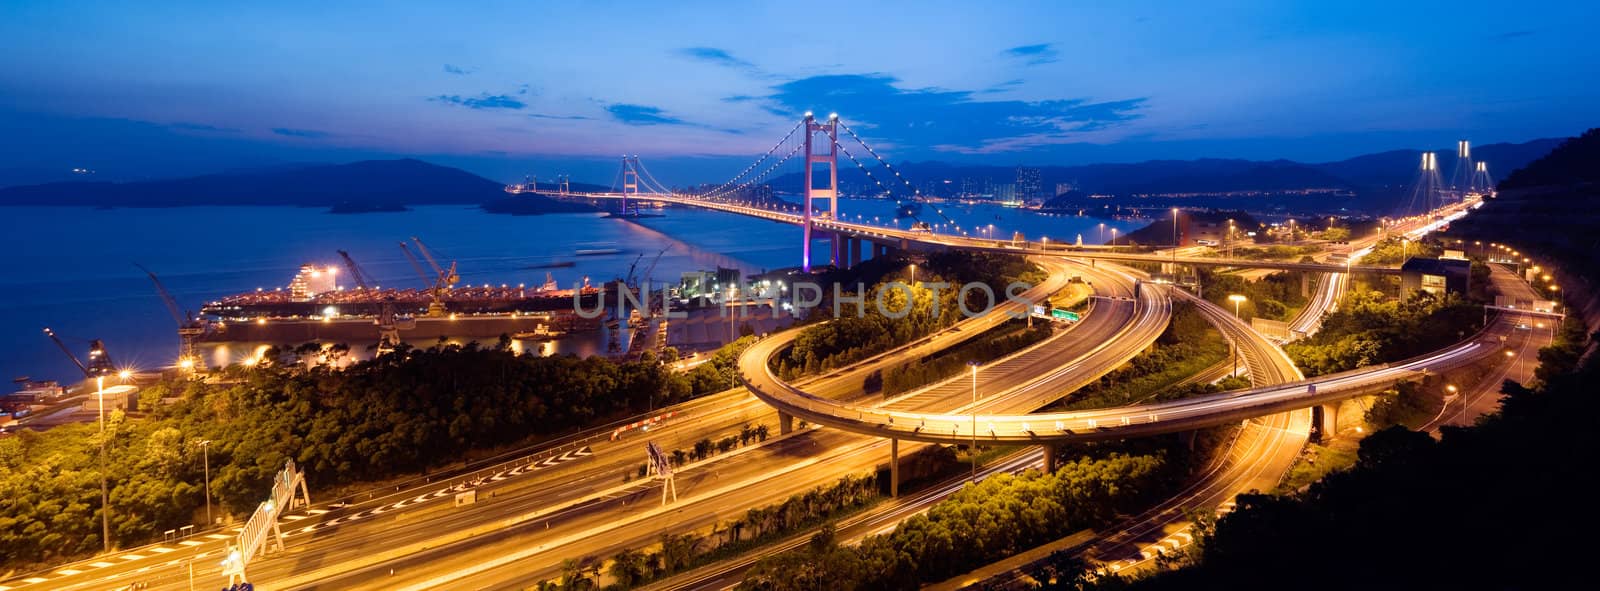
[1275,440,1359,493]
[0,341,732,569]
[1360,234,1443,266]
[879,320,1053,396]
[1101,332,1598,590]
[1086,133,1600,588]
[534,474,881,590]
[1285,289,1479,376]
[1362,381,1435,428]
[1055,301,1239,410]
[634,423,771,480]
[738,453,1169,591]
[1199,270,1308,322]
[1224,244,1321,261]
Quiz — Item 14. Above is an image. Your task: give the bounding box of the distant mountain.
[1498,130,1600,189]
[0,158,595,214]
[768,138,1565,214]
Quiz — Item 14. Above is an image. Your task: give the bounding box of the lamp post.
[968,361,980,485]
[1098,222,1105,244]
[1228,294,1247,376]
[96,375,111,553]
[908,264,917,285]
[1110,228,1118,246]
[196,439,213,526]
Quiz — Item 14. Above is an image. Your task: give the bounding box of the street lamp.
[968,361,980,485]
[1228,294,1247,376]
[908,263,917,284]
[196,439,213,526]
[96,375,111,553]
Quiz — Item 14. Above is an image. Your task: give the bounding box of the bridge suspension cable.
[835,119,960,228]
[706,140,806,200]
[632,157,675,195]
[704,118,805,198]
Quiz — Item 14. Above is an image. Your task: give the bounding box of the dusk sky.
[2,0,1596,186]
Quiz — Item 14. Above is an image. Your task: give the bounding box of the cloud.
[759,74,1143,154]
[980,79,1026,94]
[606,104,686,126]
[443,64,473,75]
[432,93,527,110]
[678,47,756,70]
[1003,43,1059,66]
[166,122,239,133]
[528,113,593,121]
[271,127,329,138]
[1487,30,1536,42]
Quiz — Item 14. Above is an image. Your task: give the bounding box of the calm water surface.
[1,201,1145,383]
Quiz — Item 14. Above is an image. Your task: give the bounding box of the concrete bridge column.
[1301,273,1311,298]
[830,233,842,268]
[1042,443,1058,474]
[890,438,901,497]
[779,411,794,435]
[1314,403,1339,441]
[873,242,890,258]
[848,238,863,267]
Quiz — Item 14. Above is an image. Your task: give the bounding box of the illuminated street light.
[96,376,111,553]
[968,361,980,485]
[1228,295,1247,376]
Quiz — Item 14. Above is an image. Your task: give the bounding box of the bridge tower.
[621,155,641,216]
[802,112,839,272]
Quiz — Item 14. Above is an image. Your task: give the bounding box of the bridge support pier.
[848,238,863,267]
[890,438,900,497]
[779,411,794,435]
[1042,443,1058,474]
[873,242,891,259]
[1302,273,1311,298]
[1314,403,1339,441]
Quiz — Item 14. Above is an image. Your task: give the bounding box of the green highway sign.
[1050,308,1081,322]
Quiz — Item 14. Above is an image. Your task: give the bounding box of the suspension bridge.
[507,112,1485,275]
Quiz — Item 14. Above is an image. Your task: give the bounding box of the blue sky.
[1,0,1596,186]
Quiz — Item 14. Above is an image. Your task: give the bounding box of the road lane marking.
[119,554,144,560]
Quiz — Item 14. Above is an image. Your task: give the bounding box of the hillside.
[0,158,593,214]
[767,138,1563,214]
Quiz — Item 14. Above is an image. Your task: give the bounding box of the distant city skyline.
[2,0,1596,186]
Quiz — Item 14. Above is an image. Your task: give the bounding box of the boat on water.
[197,267,603,344]
[576,248,623,256]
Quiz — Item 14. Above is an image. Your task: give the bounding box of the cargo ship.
[198,266,605,345]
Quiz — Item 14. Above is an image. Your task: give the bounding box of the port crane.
[400,238,459,317]
[42,328,117,378]
[337,250,401,352]
[136,264,206,371]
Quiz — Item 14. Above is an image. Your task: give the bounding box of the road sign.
[1050,308,1081,322]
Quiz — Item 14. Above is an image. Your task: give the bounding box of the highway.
[572,192,1396,275]
[10,257,1153,591]
[319,258,1168,590]
[634,279,1307,591]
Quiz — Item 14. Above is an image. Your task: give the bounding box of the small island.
[328,202,410,214]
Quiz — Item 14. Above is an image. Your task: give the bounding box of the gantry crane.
[400,238,458,317]
[337,250,400,352]
[43,328,117,378]
[136,264,206,372]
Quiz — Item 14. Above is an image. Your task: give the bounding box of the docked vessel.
[199,263,603,345]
